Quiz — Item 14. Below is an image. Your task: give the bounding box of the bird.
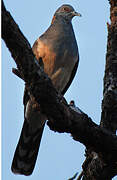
[11,4,81,175]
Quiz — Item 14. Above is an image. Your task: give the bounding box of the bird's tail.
[11,99,46,175]
[11,119,45,176]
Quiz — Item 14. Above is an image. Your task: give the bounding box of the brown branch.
[2,0,117,179]
[100,0,117,134]
[82,1,117,179]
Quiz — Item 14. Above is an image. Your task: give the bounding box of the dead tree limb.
[82,1,117,179]
[100,0,117,133]
[2,0,117,179]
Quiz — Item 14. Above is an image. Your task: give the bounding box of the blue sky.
[2,0,116,180]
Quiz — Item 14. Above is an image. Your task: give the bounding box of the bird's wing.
[32,38,79,95]
[61,59,79,95]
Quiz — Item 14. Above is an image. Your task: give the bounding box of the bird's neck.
[51,14,72,26]
[49,14,74,37]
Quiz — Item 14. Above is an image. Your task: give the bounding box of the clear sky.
[2,0,116,180]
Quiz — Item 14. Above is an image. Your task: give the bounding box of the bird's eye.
[63,7,71,12]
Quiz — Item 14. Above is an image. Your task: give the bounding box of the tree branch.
[100,0,117,134]
[82,1,117,179]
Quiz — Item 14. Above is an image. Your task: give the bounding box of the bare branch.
[100,0,117,133]
[81,1,117,179]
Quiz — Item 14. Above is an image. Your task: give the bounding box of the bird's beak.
[72,11,82,17]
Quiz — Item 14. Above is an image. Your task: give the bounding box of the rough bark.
[2,0,117,179]
[101,0,117,134]
[81,0,117,179]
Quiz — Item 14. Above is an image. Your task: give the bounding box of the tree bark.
[2,0,117,179]
[81,0,117,179]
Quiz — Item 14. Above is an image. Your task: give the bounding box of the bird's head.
[54,4,81,21]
